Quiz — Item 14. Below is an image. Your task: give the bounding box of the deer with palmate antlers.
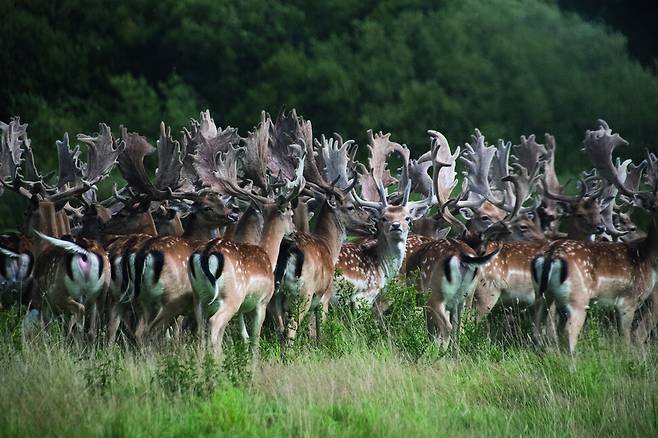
[27,123,124,337]
[533,120,658,354]
[336,130,434,306]
[403,130,501,343]
[273,115,369,342]
[189,111,304,354]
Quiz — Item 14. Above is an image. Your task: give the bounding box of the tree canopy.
[1,0,657,175]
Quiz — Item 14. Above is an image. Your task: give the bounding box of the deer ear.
[459,208,474,220]
[410,204,430,220]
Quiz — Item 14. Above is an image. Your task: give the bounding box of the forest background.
[1,0,657,227]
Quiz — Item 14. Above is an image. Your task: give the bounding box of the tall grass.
[0,280,656,436]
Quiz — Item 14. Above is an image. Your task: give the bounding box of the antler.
[77,123,125,185]
[0,117,26,185]
[543,134,562,197]
[582,119,633,197]
[192,121,240,196]
[154,122,184,191]
[461,129,500,204]
[241,111,271,191]
[512,134,547,176]
[55,133,83,188]
[269,109,309,181]
[117,127,160,197]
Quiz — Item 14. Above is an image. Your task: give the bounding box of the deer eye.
[518,225,528,231]
[204,206,213,212]
[405,216,412,222]
[480,215,491,222]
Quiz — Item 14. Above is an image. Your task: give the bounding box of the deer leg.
[239,314,250,344]
[107,302,123,345]
[194,299,206,344]
[250,302,267,358]
[147,304,181,341]
[633,292,658,343]
[286,288,312,342]
[64,299,85,337]
[134,304,151,347]
[315,293,331,342]
[207,302,239,355]
[267,292,285,337]
[87,302,98,342]
[564,302,587,355]
[451,300,465,347]
[428,296,452,347]
[617,301,637,344]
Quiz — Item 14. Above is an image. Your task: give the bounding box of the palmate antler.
[357,130,411,202]
[45,124,125,206]
[318,134,358,192]
[454,129,546,236]
[582,119,633,197]
[354,130,433,215]
[0,118,26,187]
[461,129,500,204]
[269,109,311,182]
[55,133,83,189]
[241,111,271,191]
[154,122,184,191]
[206,110,306,209]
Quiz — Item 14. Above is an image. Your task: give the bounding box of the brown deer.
[0,233,34,309]
[188,111,304,354]
[273,126,367,341]
[122,114,242,344]
[26,123,123,336]
[336,130,434,306]
[458,130,611,325]
[402,130,501,343]
[533,120,658,354]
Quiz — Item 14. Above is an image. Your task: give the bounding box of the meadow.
[1,280,656,437]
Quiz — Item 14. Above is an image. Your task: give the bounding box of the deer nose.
[595,225,606,234]
[391,222,402,231]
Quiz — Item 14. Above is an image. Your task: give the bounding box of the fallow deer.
[533,120,658,353]
[402,130,501,343]
[188,111,304,354]
[26,123,123,336]
[274,126,366,341]
[336,130,434,306]
[123,114,242,343]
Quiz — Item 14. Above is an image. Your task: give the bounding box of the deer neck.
[294,202,310,233]
[313,202,345,263]
[183,214,218,240]
[641,213,658,265]
[562,217,594,241]
[259,212,289,269]
[232,206,263,245]
[375,232,407,281]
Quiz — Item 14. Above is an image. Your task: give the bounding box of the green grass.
[0,282,657,437]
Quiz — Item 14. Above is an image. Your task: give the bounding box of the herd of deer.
[0,111,656,356]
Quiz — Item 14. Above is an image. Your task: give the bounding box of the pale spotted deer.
[122,114,242,344]
[188,111,305,354]
[401,130,502,342]
[336,130,433,306]
[273,126,368,341]
[533,120,658,354]
[6,122,124,337]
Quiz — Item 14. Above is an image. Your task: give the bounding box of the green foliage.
[0,292,657,435]
[3,0,658,230]
[2,0,657,179]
